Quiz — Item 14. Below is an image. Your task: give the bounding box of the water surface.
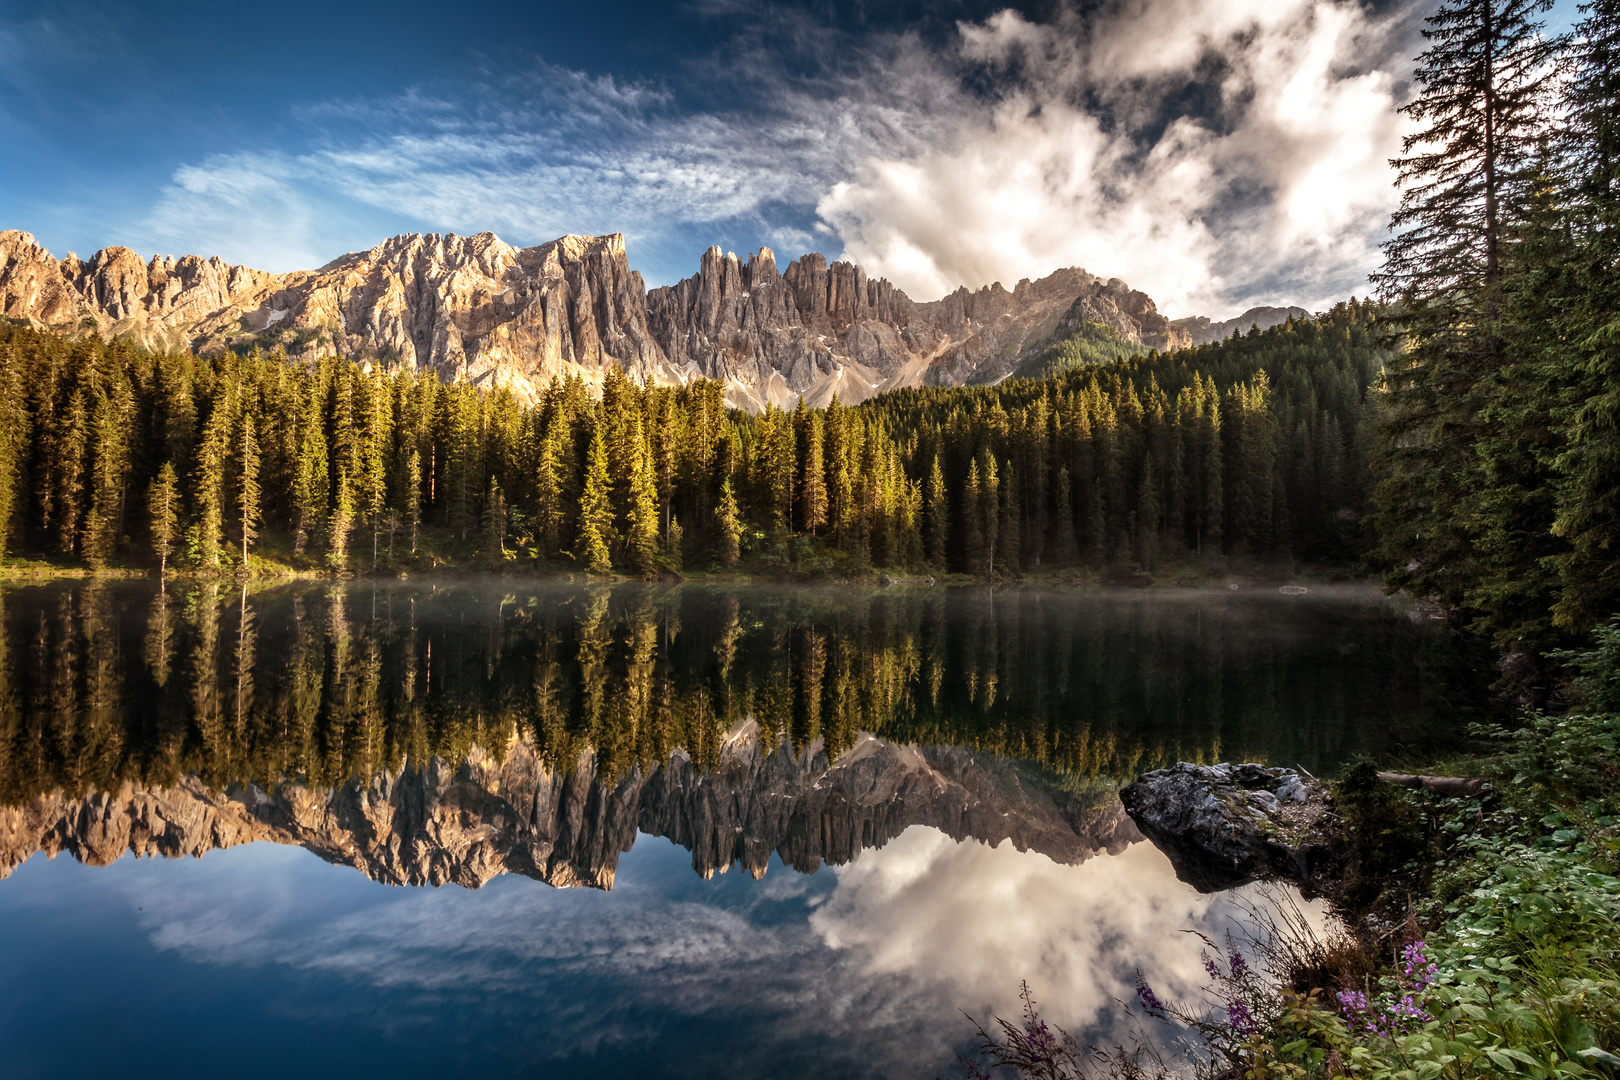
[0,580,1487,1077]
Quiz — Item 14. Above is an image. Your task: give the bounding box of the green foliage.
[1014,319,1142,381]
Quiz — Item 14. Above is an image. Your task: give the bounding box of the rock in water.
[1118,762,1334,893]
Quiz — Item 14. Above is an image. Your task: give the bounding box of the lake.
[0,579,1489,1078]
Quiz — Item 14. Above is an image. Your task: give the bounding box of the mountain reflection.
[0,580,1483,887]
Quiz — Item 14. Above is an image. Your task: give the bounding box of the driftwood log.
[1377,772,1487,797]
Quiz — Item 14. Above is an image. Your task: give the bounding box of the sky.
[0,0,1584,319]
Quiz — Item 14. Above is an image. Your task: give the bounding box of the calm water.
[0,580,1488,1078]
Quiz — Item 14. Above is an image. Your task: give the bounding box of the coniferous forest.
[0,302,1384,585]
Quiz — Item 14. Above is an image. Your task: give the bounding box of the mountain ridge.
[0,227,1192,411]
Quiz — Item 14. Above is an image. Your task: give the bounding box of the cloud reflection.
[93,824,1320,1071]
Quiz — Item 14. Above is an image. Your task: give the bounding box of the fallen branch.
[1377,772,1487,797]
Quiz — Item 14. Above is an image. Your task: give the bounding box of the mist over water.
[0,580,1490,1077]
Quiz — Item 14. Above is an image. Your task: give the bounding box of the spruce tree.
[0,353,25,565]
[716,477,743,568]
[799,407,827,536]
[535,412,566,560]
[192,388,233,572]
[148,462,180,578]
[1550,0,1620,630]
[406,448,422,556]
[292,380,327,558]
[1373,0,1559,609]
[239,412,261,568]
[626,419,661,573]
[576,426,615,573]
[925,454,949,569]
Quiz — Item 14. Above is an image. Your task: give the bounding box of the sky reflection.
[0,824,1312,1078]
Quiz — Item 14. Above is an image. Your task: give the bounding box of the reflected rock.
[1119,762,1335,893]
[0,730,1141,890]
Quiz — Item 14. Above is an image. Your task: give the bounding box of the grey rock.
[1118,761,1335,893]
[0,729,1142,890]
[2,227,1193,412]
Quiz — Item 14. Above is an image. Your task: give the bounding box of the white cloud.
[131,1,1417,314]
[809,826,1315,1035]
[823,0,1415,317]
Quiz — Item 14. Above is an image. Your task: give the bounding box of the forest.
[0,0,1614,688]
[0,300,1385,588]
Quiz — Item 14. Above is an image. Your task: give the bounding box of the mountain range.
[0,728,1140,890]
[0,228,1196,411]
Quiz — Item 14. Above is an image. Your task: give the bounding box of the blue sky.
[0,0,1585,317]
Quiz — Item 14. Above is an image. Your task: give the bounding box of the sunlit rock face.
[0,729,1139,891]
[0,227,1189,411]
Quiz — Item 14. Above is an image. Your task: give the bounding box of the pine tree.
[535,411,566,561]
[0,353,26,565]
[292,379,327,558]
[979,450,1001,574]
[576,426,614,573]
[1372,0,1559,609]
[716,477,742,568]
[626,417,661,573]
[239,412,261,568]
[964,458,986,571]
[82,376,133,570]
[192,388,233,572]
[148,462,180,578]
[798,406,827,536]
[1550,0,1620,630]
[406,448,422,556]
[925,454,949,569]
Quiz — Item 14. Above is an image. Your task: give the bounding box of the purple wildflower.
[1402,941,1439,991]
[1135,980,1164,1014]
[1227,998,1258,1036]
[1204,954,1225,981]
[1228,951,1250,980]
[1025,1017,1056,1063]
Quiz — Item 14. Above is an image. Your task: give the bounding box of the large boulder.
[1118,762,1336,893]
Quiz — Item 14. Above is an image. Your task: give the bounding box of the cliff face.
[0,729,1140,890]
[1,226,1190,411]
[645,250,1191,409]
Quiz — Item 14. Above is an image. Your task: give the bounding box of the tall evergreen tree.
[925,454,949,569]
[1373,0,1559,609]
[239,413,261,568]
[191,388,233,571]
[716,477,742,568]
[626,418,661,573]
[1550,0,1620,630]
[576,426,614,573]
[148,462,180,578]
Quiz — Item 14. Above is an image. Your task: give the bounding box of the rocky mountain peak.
[2,225,1196,411]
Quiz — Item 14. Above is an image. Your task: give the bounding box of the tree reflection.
[0,581,1490,804]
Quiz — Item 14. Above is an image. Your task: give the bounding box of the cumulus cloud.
[823,0,1414,315]
[134,0,1417,314]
